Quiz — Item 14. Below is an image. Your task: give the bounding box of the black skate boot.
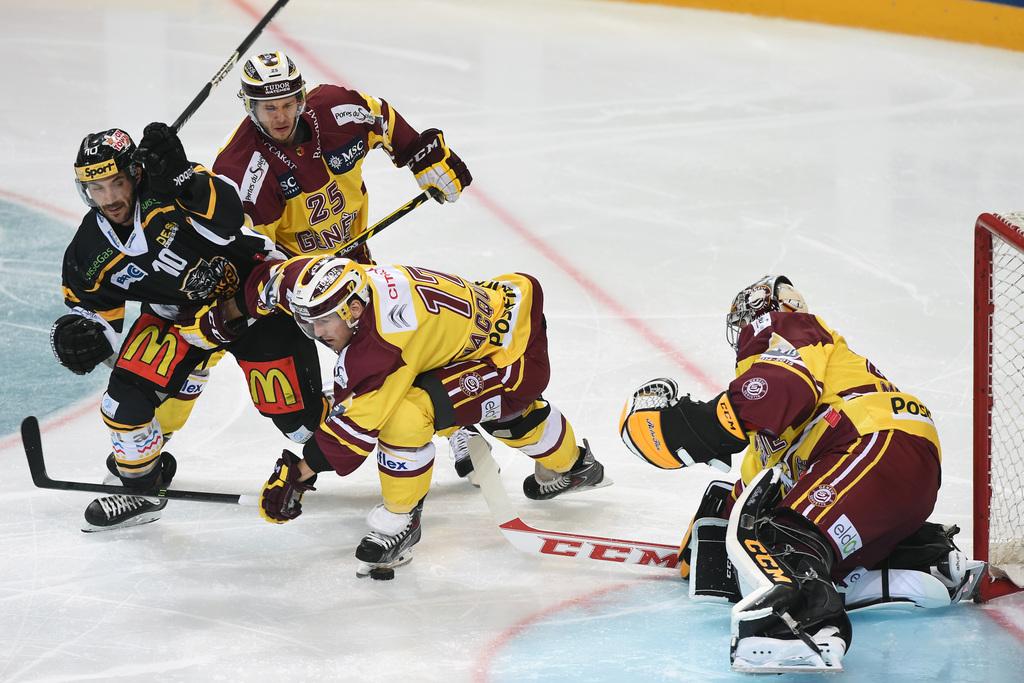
[448,425,496,485]
[355,498,425,578]
[82,453,177,533]
[523,439,610,500]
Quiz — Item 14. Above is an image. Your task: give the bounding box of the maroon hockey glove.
[178,299,247,350]
[259,450,317,524]
[138,122,195,200]
[400,129,472,203]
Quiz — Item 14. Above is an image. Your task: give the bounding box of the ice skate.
[355,499,424,578]
[522,439,610,500]
[730,625,846,673]
[82,453,176,533]
[448,425,494,486]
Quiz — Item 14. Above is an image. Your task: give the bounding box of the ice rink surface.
[2,0,1024,680]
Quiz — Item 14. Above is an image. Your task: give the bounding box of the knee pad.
[481,401,550,440]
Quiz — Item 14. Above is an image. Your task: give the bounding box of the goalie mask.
[289,257,371,337]
[726,275,807,350]
[239,50,307,140]
[73,128,139,208]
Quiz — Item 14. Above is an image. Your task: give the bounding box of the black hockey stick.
[334,189,440,258]
[467,442,680,571]
[171,0,292,133]
[20,417,256,506]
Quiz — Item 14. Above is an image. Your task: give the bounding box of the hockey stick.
[467,443,680,571]
[170,0,292,133]
[334,189,440,258]
[20,417,257,506]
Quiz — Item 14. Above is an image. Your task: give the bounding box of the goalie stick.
[20,416,257,506]
[467,441,680,571]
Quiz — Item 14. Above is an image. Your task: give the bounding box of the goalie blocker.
[619,378,746,473]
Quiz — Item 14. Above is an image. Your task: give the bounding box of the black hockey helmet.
[73,128,139,207]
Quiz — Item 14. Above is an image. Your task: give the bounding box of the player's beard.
[101,201,131,226]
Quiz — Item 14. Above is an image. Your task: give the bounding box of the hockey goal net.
[974,212,1024,601]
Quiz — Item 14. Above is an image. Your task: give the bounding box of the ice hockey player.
[53,124,327,531]
[211,50,484,481]
[247,255,609,578]
[619,275,983,673]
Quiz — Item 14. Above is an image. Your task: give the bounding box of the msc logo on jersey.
[278,171,301,199]
[241,358,304,414]
[111,263,147,290]
[326,138,366,175]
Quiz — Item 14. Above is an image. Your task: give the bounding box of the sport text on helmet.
[239,50,306,139]
[725,275,807,349]
[73,128,139,208]
[290,257,371,336]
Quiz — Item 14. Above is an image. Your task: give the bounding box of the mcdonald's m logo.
[116,319,189,386]
[241,357,305,414]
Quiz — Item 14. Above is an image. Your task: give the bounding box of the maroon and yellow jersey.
[244,257,539,473]
[213,85,420,257]
[729,311,941,493]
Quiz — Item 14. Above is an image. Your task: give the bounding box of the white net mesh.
[987,212,1024,580]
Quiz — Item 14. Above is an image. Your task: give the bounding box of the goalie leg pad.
[679,479,734,578]
[727,467,850,672]
[689,518,741,603]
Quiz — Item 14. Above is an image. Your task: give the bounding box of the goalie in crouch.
[620,275,982,673]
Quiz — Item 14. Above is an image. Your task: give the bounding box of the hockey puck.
[369,567,395,581]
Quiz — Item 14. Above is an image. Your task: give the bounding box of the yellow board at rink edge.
[621,0,1024,51]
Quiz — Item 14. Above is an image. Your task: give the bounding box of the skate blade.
[81,513,162,533]
[731,660,843,674]
[355,551,414,578]
[560,475,615,498]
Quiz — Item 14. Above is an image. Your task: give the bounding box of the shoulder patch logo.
[110,263,147,290]
[752,312,772,336]
[741,377,768,401]
[330,104,375,127]
[334,348,350,389]
[241,151,269,204]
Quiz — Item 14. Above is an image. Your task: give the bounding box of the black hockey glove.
[138,122,195,200]
[50,314,113,375]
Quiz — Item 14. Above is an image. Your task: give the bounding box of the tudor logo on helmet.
[239,50,307,142]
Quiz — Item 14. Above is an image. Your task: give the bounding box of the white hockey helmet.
[239,50,306,137]
[290,257,371,336]
[726,275,807,349]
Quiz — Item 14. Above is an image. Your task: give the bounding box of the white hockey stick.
[468,443,680,571]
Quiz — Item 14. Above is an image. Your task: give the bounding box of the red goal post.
[974,212,1024,601]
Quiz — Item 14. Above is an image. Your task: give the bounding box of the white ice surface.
[2,1,1024,680]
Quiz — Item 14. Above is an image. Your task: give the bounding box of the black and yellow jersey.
[60,166,276,333]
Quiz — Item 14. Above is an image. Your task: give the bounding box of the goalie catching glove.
[619,378,747,472]
[259,450,317,524]
[399,128,472,203]
[50,314,114,375]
